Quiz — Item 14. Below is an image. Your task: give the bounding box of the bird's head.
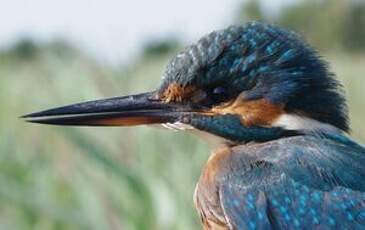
[23,22,348,143]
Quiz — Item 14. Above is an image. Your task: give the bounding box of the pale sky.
[0,0,292,64]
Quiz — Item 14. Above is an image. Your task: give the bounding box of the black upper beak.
[21,92,195,126]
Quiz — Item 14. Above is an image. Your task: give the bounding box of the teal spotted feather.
[217,132,365,229]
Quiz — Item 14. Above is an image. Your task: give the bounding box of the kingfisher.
[23,22,365,229]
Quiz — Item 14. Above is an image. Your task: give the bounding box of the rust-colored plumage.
[194,147,232,229]
[160,83,197,103]
[212,95,284,127]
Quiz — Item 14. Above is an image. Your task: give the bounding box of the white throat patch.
[272,114,340,133]
[161,122,230,147]
[161,122,195,131]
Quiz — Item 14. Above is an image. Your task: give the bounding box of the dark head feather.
[159,22,349,131]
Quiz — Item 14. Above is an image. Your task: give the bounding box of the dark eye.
[212,86,226,95]
[209,86,228,103]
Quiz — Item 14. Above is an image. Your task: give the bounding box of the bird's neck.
[188,114,300,144]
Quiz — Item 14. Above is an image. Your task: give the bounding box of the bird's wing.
[219,133,365,229]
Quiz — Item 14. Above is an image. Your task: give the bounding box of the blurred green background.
[1,0,365,229]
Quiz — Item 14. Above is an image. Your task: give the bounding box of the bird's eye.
[212,86,226,95]
[209,86,228,103]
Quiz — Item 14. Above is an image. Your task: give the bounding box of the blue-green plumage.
[202,132,365,229]
[23,22,365,230]
[187,114,299,142]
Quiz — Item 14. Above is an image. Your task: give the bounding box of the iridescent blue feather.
[219,132,365,229]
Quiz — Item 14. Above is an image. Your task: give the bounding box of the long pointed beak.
[21,92,194,126]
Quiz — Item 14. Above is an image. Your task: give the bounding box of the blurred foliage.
[5,39,40,60]
[238,0,365,52]
[239,0,263,22]
[142,38,180,57]
[341,1,365,51]
[1,1,365,229]
[0,40,208,229]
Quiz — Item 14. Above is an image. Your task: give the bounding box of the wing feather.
[219,133,365,229]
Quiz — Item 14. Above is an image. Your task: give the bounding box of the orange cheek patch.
[212,98,284,127]
[160,83,197,102]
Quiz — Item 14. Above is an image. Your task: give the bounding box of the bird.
[22,22,365,229]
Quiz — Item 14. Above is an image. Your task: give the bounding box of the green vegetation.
[1,1,365,229]
[0,41,208,229]
[238,0,365,52]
